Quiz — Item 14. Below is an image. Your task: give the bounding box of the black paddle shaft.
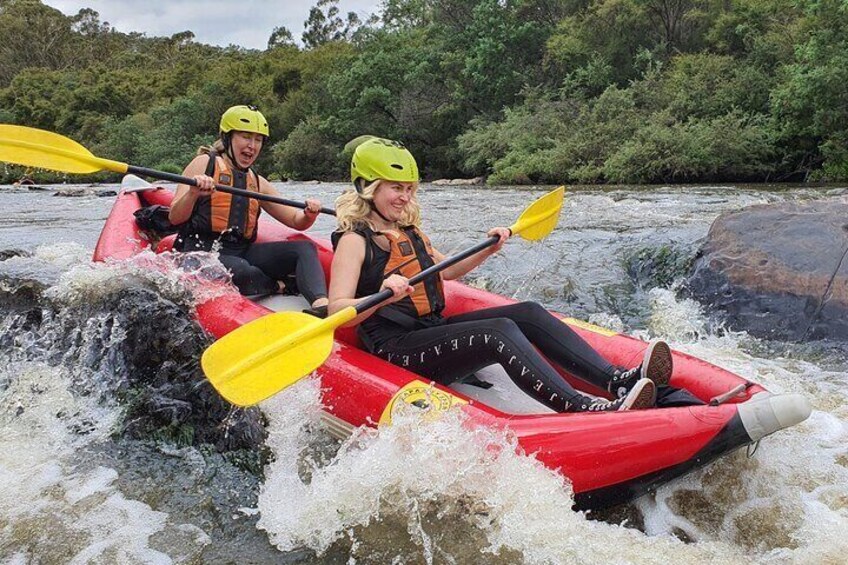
[354,233,508,314]
[128,165,337,216]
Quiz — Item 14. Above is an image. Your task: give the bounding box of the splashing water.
[0,242,263,562]
[0,360,183,563]
[634,287,848,564]
[255,378,753,564]
[3,184,848,563]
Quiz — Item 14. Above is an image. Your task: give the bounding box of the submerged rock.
[431,177,486,186]
[687,198,848,341]
[53,187,90,197]
[1,279,265,452]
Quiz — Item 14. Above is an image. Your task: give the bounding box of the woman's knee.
[230,265,265,286]
[519,301,548,316]
[290,240,319,259]
[500,301,549,320]
[485,317,522,338]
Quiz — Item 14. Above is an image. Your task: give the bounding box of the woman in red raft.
[168,105,329,311]
[328,136,672,413]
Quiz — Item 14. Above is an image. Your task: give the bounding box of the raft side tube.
[574,393,811,510]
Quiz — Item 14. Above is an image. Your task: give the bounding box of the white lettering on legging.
[434,345,442,356]
[533,380,543,392]
[497,342,505,353]
[521,366,530,376]
[484,334,491,344]
[387,353,394,363]
[469,335,475,346]
[419,352,426,363]
[451,339,459,351]
[402,355,410,366]
[508,355,516,365]
[549,393,558,402]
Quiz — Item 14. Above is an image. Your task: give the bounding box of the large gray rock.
[687,198,848,341]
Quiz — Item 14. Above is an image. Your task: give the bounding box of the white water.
[2,185,847,563]
[248,288,848,564]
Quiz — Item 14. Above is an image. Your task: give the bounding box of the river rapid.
[1,181,846,564]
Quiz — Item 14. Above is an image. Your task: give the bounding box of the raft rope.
[708,381,754,406]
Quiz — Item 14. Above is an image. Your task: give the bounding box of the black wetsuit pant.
[373,302,620,412]
[218,240,327,303]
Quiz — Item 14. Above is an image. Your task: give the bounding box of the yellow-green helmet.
[348,135,419,190]
[219,105,269,137]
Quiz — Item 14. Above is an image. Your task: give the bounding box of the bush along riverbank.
[2,0,848,185]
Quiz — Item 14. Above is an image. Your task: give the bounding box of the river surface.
[1,181,847,564]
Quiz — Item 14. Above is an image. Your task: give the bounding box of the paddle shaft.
[127,165,337,216]
[354,233,504,314]
[201,186,563,405]
[212,233,503,384]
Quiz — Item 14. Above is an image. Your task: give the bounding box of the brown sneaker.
[642,340,673,387]
[608,340,674,398]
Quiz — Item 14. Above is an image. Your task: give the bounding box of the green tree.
[268,26,295,49]
[771,0,848,179]
[271,116,342,179]
[0,0,76,86]
[302,0,363,48]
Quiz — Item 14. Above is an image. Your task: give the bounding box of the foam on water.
[0,361,177,562]
[634,288,848,563]
[255,380,746,564]
[252,287,848,564]
[45,246,234,309]
[0,243,229,562]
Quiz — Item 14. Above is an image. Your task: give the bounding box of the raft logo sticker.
[379,380,468,426]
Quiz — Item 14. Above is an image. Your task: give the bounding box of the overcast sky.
[43,1,383,50]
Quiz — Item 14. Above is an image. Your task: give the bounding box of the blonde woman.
[328,136,671,412]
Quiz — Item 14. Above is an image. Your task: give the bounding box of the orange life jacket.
[379,226,445,319]
[176,153,261,250]
[332,225,446,333]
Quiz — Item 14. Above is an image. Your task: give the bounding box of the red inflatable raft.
[93,175,811,510]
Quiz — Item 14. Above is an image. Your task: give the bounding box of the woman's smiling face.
[372,180,416,222]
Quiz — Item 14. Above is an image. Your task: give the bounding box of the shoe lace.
[586,397,624,412]
[612,365,641,383]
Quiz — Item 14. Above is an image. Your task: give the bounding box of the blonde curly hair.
[335,179,421,232]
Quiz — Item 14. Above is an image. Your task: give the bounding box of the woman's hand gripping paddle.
[201,186,565,406]
[0,124,335,215]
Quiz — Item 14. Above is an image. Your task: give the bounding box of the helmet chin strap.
[357,180,395,223]
[222,133,250,172]
[370,202,393,223]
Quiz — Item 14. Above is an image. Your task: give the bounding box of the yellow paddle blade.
[0,124,128,175]
[201,308,358,406]
[509,186,565,241]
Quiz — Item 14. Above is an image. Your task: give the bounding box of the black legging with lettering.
[218,240,327,302]
[373,301,621,412]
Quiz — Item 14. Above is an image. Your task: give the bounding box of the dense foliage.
[2,0,846,184]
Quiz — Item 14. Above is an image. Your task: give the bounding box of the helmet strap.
[369,201,393,223]
[222,132,250,172]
